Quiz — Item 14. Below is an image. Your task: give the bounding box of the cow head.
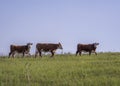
[93,43,99,48]
[27,43,33,48]
[58,42,63,49]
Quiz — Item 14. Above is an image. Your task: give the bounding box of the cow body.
[35,43,63,57]
[9,43,33,57]
[76,43,99,56]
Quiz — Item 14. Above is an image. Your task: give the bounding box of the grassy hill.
[0,53,120,86]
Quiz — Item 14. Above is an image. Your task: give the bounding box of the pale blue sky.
[0,0,120,55]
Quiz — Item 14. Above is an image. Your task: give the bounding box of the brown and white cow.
[9,43,33,57]
[35,42,63,57]
[76,43,99,56]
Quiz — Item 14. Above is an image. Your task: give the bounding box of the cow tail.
[36,44,40,55]
[10,45,13,51]
[35,45,39,57]
[35,47,38,54]
[77,44,79,50]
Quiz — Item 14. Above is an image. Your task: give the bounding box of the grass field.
[0,53,120,86]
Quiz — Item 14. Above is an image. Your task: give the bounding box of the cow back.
[77,44,96,51]
[36,43,59,52]
[10,45,29,53]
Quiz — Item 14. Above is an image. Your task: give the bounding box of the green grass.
[0,53,120,86]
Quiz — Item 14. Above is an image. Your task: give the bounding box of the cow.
[76,43,99,56]
[9,43,33,57]
[35,42,63,57]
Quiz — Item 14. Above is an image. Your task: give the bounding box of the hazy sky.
[0,0,120,55]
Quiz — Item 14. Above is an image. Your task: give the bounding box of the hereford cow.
[9,43,33,57]
[76,43,99,56]
[35,42,63,57]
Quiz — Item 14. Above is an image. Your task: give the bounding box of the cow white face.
[27,43,33,48]
[93,43,99,48]
[58,42,63,49]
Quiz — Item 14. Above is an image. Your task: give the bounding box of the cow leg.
[79,51,81,56]
[28,53,31,57]
[51,51,54,57]
[89,51,91,55]
[12,52,15,58]
[22,52,25,57]
[76,50,79,56]
[94,51,97,55]
[39,51,42,57]
[35,51,38,58]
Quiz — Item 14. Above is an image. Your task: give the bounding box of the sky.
[0,0,120,55]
